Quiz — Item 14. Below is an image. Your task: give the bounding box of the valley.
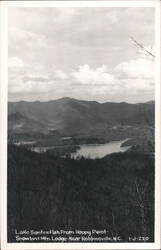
[8,97,154,157]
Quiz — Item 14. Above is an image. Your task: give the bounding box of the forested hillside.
[8,98,154,136]
[8,145,154,242]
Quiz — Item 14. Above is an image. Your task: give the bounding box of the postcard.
[0,1,160,249]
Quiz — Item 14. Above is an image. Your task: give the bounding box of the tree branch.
[130,37,155,60]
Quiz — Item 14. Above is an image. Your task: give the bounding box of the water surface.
[71,139,130,159]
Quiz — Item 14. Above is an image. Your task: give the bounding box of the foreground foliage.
[8,145,154,242]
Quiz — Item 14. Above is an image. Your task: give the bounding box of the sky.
[8,7,155,103]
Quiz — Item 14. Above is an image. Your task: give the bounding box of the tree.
[131,37,155,153]
[130,37,155,61]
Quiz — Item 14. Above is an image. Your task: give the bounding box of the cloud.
[9,74,53,94]
[23,75,50,83]
[71,64,119,85]
[54,8,77,23]
[8,7,155,69]
[9,27,48,56]
[8,57,24,69]
[8,58,155,103]
[54,69,68,80]
[8,7,155,103]
[115,58,154,79]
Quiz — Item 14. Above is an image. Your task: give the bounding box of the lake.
[30,138,131,158]
[71,139,130,159]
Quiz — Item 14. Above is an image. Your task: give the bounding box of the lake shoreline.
[70,138,130,159]
[13,138,131,158]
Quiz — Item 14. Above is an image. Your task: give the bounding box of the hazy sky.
[8,7,155,103]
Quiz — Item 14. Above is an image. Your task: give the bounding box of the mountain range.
[8,97,154,137]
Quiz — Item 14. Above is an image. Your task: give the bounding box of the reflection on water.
[71,139,130,159]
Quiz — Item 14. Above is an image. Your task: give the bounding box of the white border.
[0,2,8,250]
[0,1,160,250]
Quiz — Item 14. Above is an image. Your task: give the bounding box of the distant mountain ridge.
[8,97,154,136]
[9,97,154,105]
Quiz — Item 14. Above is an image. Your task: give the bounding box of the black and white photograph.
[0,1,160,249]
